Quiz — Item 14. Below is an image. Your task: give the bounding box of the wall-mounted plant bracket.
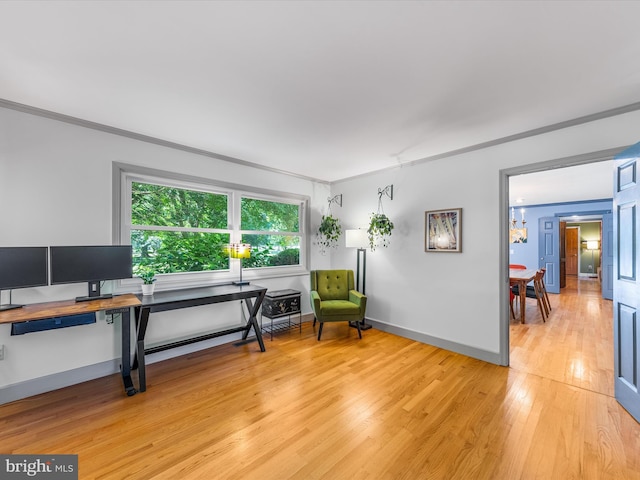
[378,185,393,201]
[328,194,343,208]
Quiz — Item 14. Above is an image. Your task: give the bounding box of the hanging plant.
[367,212,394,251]
[367,185,394,251]
[316,214,342,254]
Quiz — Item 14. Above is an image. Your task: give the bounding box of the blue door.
[538,216,560,293]
[613,142,640,423]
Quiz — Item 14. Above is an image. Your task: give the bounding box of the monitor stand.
[75,280,113,303]
[0,290,24,311]
[0,303,24,311]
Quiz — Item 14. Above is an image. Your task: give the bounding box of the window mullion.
[230,191,242,243]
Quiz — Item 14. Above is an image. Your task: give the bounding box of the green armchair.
[310,270,367,340]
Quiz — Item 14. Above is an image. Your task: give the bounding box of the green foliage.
[131,230,230,274]
[132,182,227,229]
[316,214,342,254]
[367,213,394,251]
[136,266,156,284]
[130,182,302,275]
[267,248,300,266]
[242,234,300,268]
[241,198,299,232]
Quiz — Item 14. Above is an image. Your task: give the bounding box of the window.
[130,182,230,274]
[241,197,301,268]
[116,165,308,287]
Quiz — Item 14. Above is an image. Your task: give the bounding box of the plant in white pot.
[137,268,157,295]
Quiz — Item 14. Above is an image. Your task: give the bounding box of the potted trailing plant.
[137,268,157,295]
[316,214,342,255]
[367,213,394,251]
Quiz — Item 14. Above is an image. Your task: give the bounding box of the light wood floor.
[3,279,640,479]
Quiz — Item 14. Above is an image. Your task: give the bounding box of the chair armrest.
[310,290,322,313]
[349,290,366,307]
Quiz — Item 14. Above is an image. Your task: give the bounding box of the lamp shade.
[586,240,599,250]
[345,229,368,248]
[225,243,251,259]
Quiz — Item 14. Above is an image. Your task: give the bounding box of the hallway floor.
[510,276,613,396]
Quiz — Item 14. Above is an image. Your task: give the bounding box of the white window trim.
[112,163,309,293]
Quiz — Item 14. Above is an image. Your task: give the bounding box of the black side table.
[260,289,302,340]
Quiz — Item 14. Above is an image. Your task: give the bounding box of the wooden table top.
[0,294,141,324]
[509,269,537,282]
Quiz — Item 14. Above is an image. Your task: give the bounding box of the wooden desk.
[509,269,537,324]
[133,284,267,393]
[0,294,142,396]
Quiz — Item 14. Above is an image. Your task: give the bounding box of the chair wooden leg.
[313,317,316,326]
[536,281,550,317]
[540,283,551,313]
[534,285,547,322]
[539,269,551,312]
[317,322,323,340]
[356,320,362,339]
[541,291,551,317]
[510,301,516,320]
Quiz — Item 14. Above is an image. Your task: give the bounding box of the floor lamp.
[345,229,371,330]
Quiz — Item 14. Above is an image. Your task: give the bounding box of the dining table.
[509,268,538,324]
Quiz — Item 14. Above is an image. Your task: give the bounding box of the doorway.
[506,168,613,399]
[500,148,619,366]
[559,219,603,287]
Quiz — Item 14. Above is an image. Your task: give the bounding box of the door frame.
[499,146,625,366]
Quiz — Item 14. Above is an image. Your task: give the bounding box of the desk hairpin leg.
[106,306,137,397]
[242,294,266,352]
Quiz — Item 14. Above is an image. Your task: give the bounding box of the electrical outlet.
[0,344,4,361]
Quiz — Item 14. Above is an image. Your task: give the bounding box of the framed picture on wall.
[510,227,528,243]
[425,208,462,253]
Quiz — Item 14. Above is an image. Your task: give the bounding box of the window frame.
[113,163,309,292]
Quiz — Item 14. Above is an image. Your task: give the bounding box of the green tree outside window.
[129,183,302,276]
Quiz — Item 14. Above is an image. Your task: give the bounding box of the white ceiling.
[1,1,638,199]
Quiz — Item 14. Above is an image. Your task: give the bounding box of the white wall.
[0,106,331,398]
[331,109,640,359]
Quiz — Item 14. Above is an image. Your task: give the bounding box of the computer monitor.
[0,246,49,311]
[50,245,133,302]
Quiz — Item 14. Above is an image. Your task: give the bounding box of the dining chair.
[509,286,517,320]
[509,264,528,310]
[512,269,548,321]
[539,268,552,314]
[522,269,547,321]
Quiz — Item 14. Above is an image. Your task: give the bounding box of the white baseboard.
[0,359,121,405]
[366,318,502,365]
